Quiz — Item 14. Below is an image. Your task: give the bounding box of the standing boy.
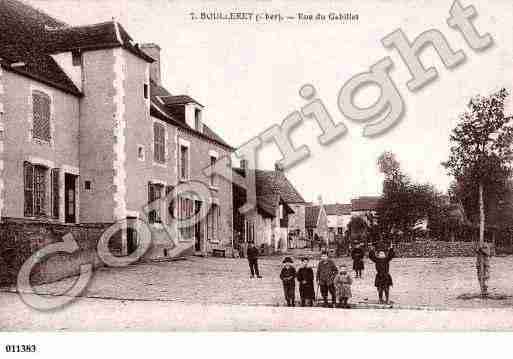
[316,252,338,307]
[296,257,315,306]
[280,257,297,307]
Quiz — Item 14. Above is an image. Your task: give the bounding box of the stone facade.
[0,219,112,285]
[393,241,496,258]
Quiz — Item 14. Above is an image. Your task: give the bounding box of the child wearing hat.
[280,257,297,307]
[296,257,315,307]
[333,264,353,308]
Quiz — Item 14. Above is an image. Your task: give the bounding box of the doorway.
[64,173,77,223]
[194,200,202,251]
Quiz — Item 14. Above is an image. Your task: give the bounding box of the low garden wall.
[0,219,112,286]
[393,240,495,258]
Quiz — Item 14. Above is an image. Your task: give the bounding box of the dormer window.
[195,108,202,131]
[72,51,82,67]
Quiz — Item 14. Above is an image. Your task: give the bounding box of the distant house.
[325,203,352,235]
[233,163,304,253]
[305,204,328,244]
[351,196,380,219]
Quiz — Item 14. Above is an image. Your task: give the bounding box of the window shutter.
[51,168,59,219]
[32,91,51,142]
[24,162,34,217]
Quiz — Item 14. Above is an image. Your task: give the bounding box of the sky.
[29,0,513,204]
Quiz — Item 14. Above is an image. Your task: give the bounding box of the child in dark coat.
[296,257,315,306]
[280,257,297,307]
[351,243,365,278]
[369,244,395,304]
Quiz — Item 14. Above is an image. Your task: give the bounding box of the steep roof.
[255,170,305,204]
[0,0,153,96]
[160,95,203,107]
[305,205,320,228]
[256,194,293,218]
[325,203,351,216]
[150,81,232,150]
[351,196,381,212]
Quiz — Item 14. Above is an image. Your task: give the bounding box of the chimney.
[274,162,284,172]
[140,43,161,85]
[240,159,247,176]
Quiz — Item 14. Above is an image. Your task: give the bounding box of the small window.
[143,84,149,99]
[180,145,189,180]
[153,123,166,164]
[210,155,216,187]
[72,51,82,66]
[32,91,51,142]
[194,108,201,131]
[84,180,92,191]
[137,145,145,161]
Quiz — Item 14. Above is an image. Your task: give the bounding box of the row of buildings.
[0,0,312,259]
[0,0,386,260]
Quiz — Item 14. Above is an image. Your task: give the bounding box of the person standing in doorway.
[247,242,262,279]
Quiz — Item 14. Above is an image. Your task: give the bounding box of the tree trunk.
[477,182,489,297]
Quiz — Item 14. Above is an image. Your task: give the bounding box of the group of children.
[279,243,395,307]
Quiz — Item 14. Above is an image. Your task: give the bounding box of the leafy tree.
[376,151,438,241]
[443,88,513,296]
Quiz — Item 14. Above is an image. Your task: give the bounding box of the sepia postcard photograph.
[1,0,513,355]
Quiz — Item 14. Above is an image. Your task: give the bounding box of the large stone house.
[0,0,233,258]
[233,164,304,253]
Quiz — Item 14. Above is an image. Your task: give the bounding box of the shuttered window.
[32,91,51,142]
[24,162,34,217]
[51,168,59,219]
[153,123,165,164]
[148,182,163,223]
[180,145,189,180]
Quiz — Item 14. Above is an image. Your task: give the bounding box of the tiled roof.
[256,194,293,218]
[305,205,320,227]
[0,0,153,96]
[351,196,381,212]
[325,203,351,216]
[255,170,305,204]
[150,81,233,150]
[0,0,80,95]
[160,95,203,107]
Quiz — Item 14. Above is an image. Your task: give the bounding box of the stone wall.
[0,219,112,286]
[393,240,495,258]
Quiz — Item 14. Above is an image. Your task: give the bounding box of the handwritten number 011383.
[5,345,37,353]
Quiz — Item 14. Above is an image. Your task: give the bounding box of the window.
[180,145,189,180]
[143,84,149,100]
[207,204,220,243]
[153,123,165,164]
[137,145,145,161]
[194,108,201,131]
[72,51,82,66]
[177,196,194,239]
[210,155,216,187]
[148,182,164,223]
[51,168,59,219]
[24,162,48,217]
[84,180,92,191]
[32,91,51,142]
